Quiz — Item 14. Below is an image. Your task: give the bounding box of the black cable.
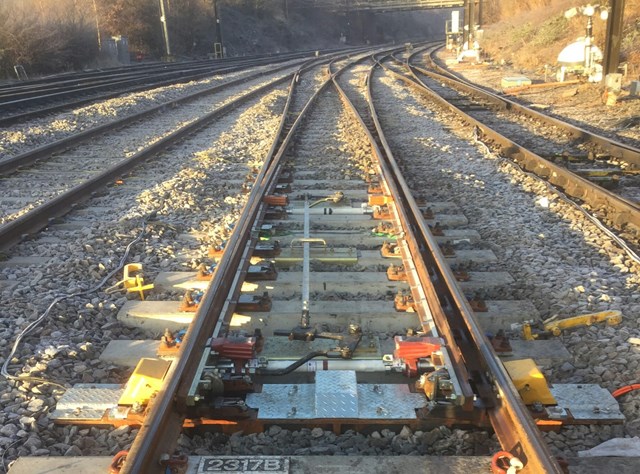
[256,351,327,376]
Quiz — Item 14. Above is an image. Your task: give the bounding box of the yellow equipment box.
[119,358,171,406]
[504,358,556,405]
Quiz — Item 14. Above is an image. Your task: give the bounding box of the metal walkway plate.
[51,384,123,421]
[246,370,425,419]
[550,384,625,421]
[316,371,358,418]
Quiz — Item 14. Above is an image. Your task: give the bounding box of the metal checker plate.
[315,371,358,418]
[246,371,425,420]
[245,385,314,419]
[550,384,625,421]
[358,383,426,419]
[51,383,123,421]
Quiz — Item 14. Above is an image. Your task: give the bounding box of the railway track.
[0,56,348,250]
[0,52,331,127]
[2,45,639,474]
[388,47,640,247]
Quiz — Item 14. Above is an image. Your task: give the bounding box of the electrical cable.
[1,218,149,391]
[612,383,640,398]
[472,129,640,265]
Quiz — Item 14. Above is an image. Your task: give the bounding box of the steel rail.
[0,55,313,127]
[0,59,312,176]
[0,66,301,253]
[417,48,640,168]
[360,57,562,473]
[0,61,263,101]
[384,54,640,238]
[331,49,479,410]
[119,53,361,473]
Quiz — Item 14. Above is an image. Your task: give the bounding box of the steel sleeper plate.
[246,370,425,419]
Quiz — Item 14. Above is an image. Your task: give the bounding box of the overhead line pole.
[212,0,224,58]
[463,0,474,46]
[159,0,173,59]
[603,0,625,77]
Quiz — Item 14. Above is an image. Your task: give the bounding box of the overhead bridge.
[292,0,464,13]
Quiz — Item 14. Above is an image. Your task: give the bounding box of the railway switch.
[187,331,263,405]
[417,368,456,402]
[392,335,444,377]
